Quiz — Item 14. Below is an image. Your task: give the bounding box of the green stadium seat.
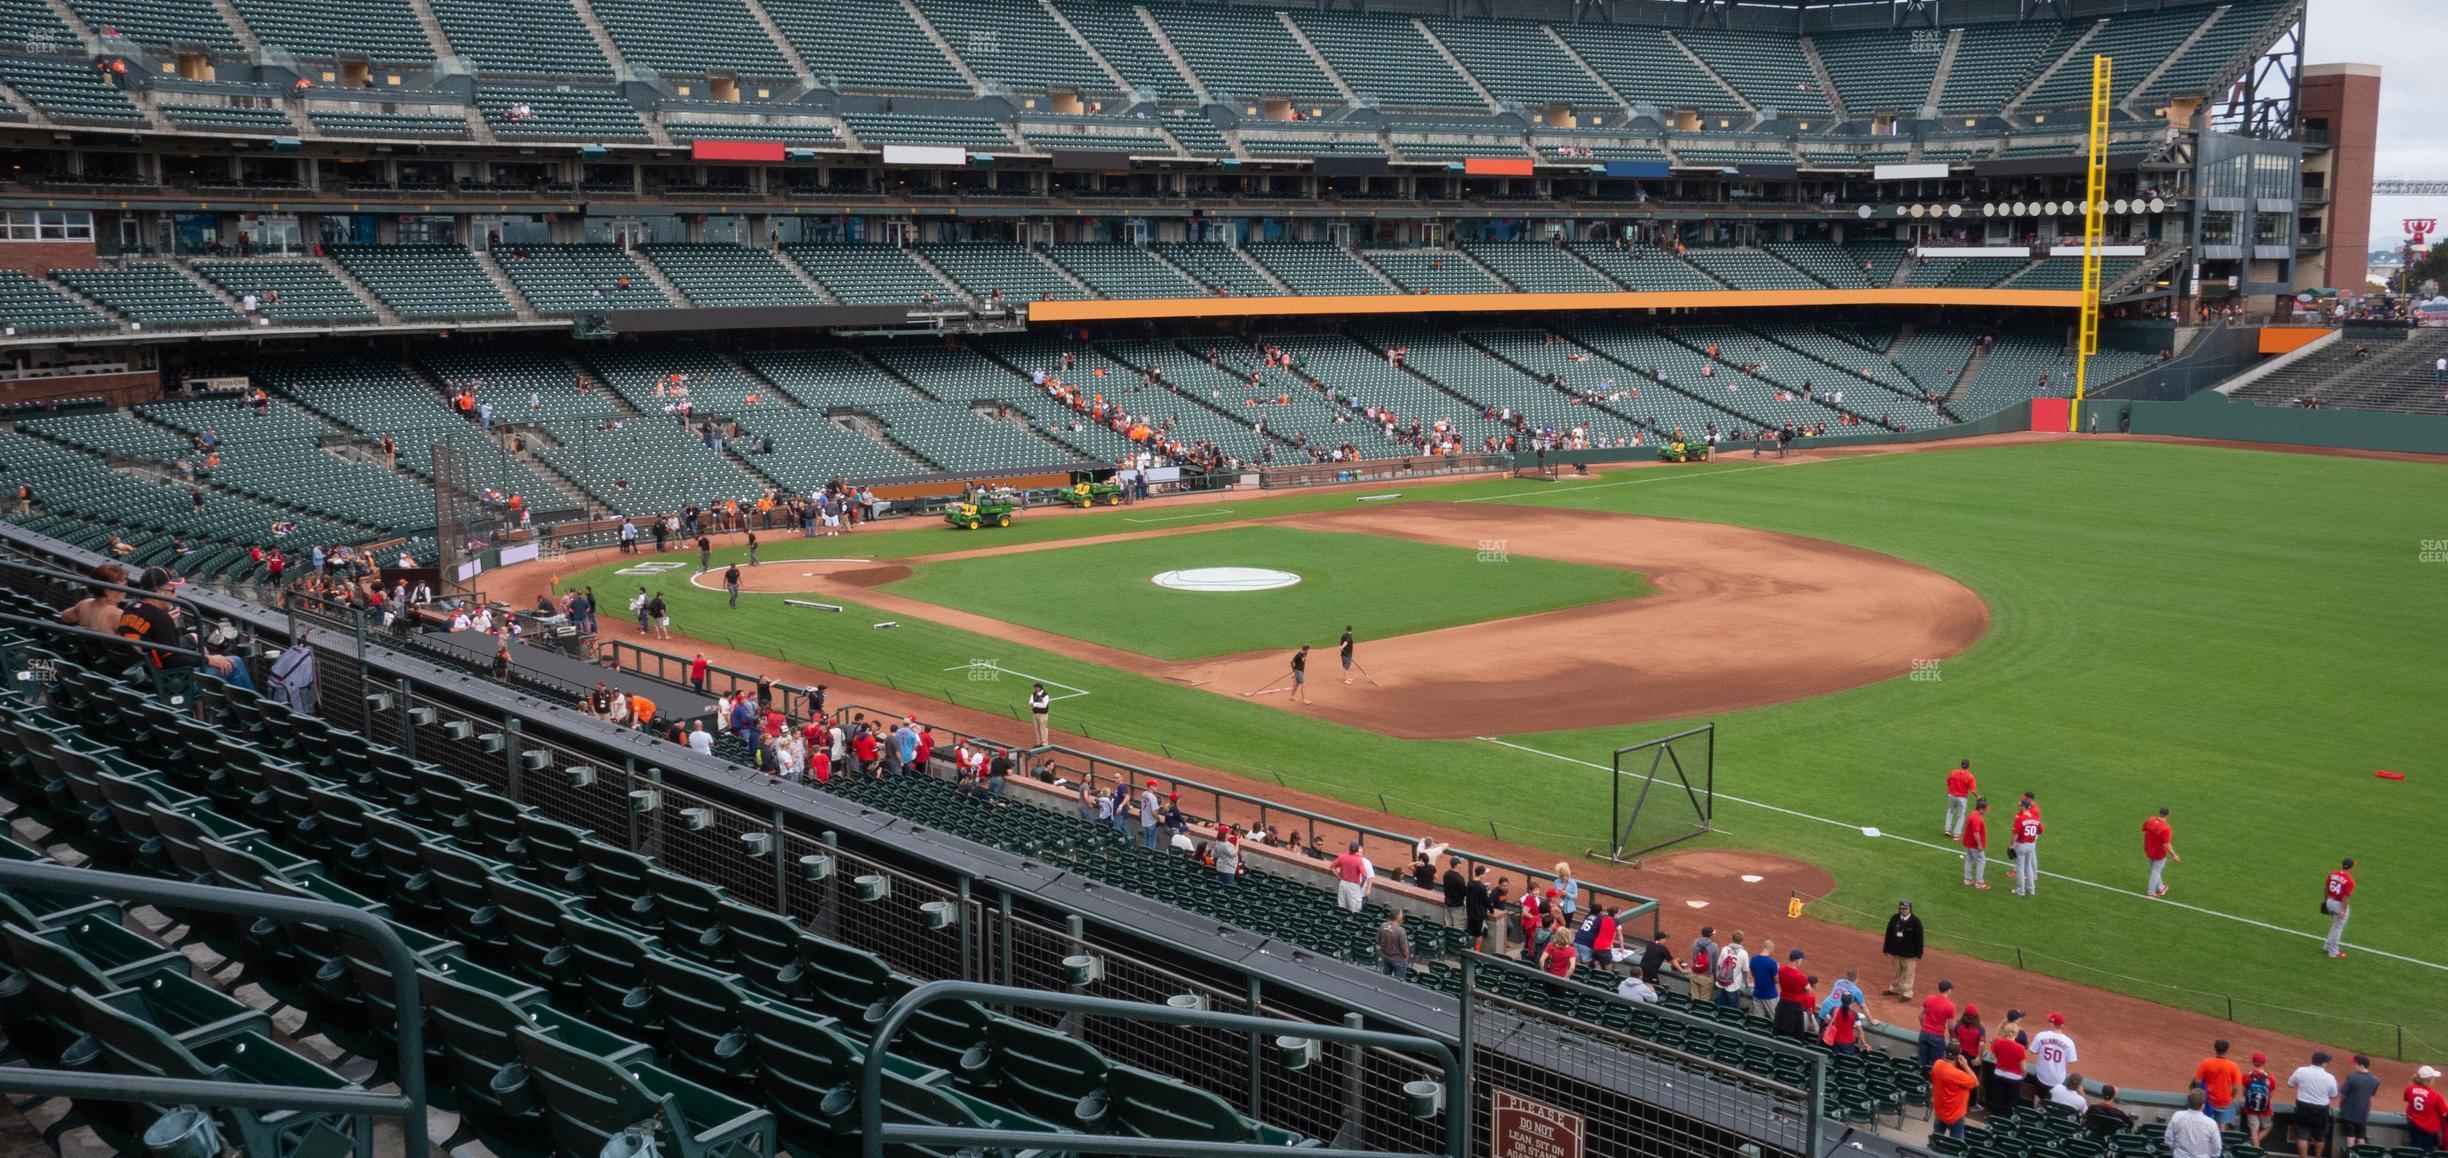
[514,1025,778,1158]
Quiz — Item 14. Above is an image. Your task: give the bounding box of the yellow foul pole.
[2071,54,2111,432]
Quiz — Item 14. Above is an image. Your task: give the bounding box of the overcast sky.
[2303,0,2447,249]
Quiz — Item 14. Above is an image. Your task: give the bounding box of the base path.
[711,502,1991,739]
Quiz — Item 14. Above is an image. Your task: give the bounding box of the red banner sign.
[1490,1090,1585,1158]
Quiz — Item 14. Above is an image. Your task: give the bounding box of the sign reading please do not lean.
[1490,1089,1586,1158]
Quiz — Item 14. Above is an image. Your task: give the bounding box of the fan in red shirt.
[1540,935,1577,978]
[2142,807,2179,898]
[1771,949,1813,1038]
[1988,1031,2030,1116]
[1942,759,1977,839]
[2404,1067,2443,1152]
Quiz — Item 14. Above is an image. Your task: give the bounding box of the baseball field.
[556,436,2447,1059]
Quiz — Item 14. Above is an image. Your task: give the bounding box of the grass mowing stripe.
[1478,736,2448,973]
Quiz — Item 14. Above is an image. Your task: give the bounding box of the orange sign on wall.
[2256,327,2335,355]
[1490,1090,1585,1158]
[1463,157,1535,177]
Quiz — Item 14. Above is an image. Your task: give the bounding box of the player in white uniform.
[2031,1014,2078,1091]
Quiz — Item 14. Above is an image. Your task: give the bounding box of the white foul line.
[941,661,1091,701]
[1477,736,2448,974]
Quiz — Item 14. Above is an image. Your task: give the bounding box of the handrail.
[860,980,1465,1158]
[0,861,430,1155]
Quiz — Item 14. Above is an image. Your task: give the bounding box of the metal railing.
[862,981,1466,1158]
[0,861,431,1156]
[1257,453,1512,490]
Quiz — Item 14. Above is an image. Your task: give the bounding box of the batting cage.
[431,425,590,591]
[1597,723,1715,864]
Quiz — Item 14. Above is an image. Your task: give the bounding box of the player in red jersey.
[2321,858,2355,958]
[1943,759,1976,839]
[2008,802,2044,897]
[2142,808,2178,897]
[1960,799,1990,890]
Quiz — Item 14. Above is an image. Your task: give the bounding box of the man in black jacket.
[1882,899,1925,1001]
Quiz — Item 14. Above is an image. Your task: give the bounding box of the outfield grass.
[560,441,2448,1058]
[881,525,1647,659]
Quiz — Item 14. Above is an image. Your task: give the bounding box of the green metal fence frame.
[860,979,1467,1158]
[0,860,432,1156]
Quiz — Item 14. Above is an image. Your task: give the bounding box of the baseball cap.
[2252,1052,2268,1065]
[2046,1013,2065,1026]
[136,565,176,591]
[1788,949,1806,961]
[1960,1004,1978,1018]
[2418,1066,2440,1080]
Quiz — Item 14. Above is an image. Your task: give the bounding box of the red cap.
[1146,779,1157,787]
[2046,1013,2065,1025]
[1960,1004,1978,1018]
[2252,1052,2268,1065]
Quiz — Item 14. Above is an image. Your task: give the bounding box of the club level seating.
[1022,128,1171,154]
[1537,142,1668,162]
[784,242,960,305]
[1675,28,1830,120]
[1810,27,1942,115]
[590,0,792,79]
[227,0,433,62]
[1425,17,1612,109]
[838,112,1010,150]
[1390,138,1528,160]
[478,84,649,140]
[1566,244,1723,292]
[1672,147,1797,167]
[1044,243,1203,298]
[1937,21,2075,113]
[52,264,240,328]
[915,241,1086,303]
[0,269,112,334]
[1457,241,1618,294]
[1287,10,1483,111]
[1556,24,1740,114]
[664,118,843,145]
[1244,242,1394,295]
[190,260,376,324]
[1903,256,2032,288]
[1054,0,1194,102]
[1154,111,1227,156]
[158,103,296,132]
[1238,134,1383,158]
[63,0,238,51]
[490,243,672,314]
[642,243,827,308]
[1366,249,1505,294]
[328,245,514,319]
[1144,3,1339,104]
[2005,258,2140,291]
[425,0,609,76]
[914,0,1116,96]
[1149,242,1277,296]
[0,56,144,124]
[1765,241,1879,290]
[762,0,966,93]
[308,111,470,138]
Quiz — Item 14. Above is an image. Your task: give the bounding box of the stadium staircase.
[1134,7,1211,104]
[1944,341,1993,403]
[626,250,689,307]
[202,0,266,56]
[2118,9,2223,107]
[563,0,637,77]
[2105,246,2189,302]
[1539,25,1632,114]
[1274,11,1358,105]
[33,0,98,47]
[317,255,403,325]
[1035,0,1133,93]
[1665,32,1756,118]
[742,0,816,85]
[1414,18,1500,112]
[1800,38,1848,122]
[896,0,982,90]
[401,0,459,67]
[2003,20,2101,117]
[1921,28,1963,112]
[468,251,539,321]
